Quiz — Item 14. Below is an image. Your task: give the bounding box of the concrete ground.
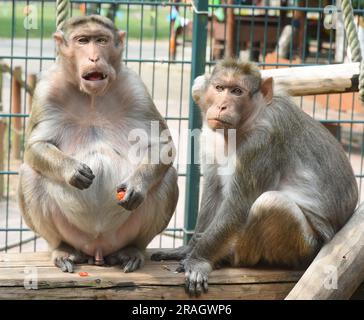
[1,38,364,253]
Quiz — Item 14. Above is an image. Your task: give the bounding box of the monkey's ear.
[261,77,273,105]
[192,74,210,105]
[53,31,65,46]
[118,31,126,44]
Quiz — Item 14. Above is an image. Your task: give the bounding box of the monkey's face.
[196,65,274,131]
[203,76,253,130]
[55,23,125,96]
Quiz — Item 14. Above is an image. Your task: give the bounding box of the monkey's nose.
[89,57,100,63]
[219,105,227,111]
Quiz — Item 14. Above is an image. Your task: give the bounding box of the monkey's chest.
[58,123,129,157]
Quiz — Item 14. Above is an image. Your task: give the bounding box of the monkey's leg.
[19,165,92,272]
[52,242,89,273]
[18,165,64,249]
[236,191,319,268]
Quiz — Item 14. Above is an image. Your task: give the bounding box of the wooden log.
[261,62,360,96]
[286,203,364,300]
[0,120,6,199]
[27,74,36,113]
[11,66,22,160]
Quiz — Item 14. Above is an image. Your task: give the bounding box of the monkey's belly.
[52,209,142,259]
[50,149,142,259]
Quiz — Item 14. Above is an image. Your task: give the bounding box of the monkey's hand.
[177,257,212,297]
[116,181,146,211]
[67,161,95,190]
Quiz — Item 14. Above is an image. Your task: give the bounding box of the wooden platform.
[0,251,302,300]
[0,251,363,300]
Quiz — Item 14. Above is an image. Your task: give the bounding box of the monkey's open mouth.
[82,72,107,81]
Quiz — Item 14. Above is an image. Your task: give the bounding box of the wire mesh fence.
[0,0,364,253]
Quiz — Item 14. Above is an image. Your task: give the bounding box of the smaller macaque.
[152,58,358,296]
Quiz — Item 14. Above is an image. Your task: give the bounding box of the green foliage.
[352,0,364,10]
[0,2,176,39]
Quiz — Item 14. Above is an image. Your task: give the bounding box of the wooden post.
[0,120,6,199]
[12,66,22,160]
[293,1,306,60]
[225,0,236,58]
[27,74,36,113]
[0,64,3,198]
[286,203,364,300]
[0,65,3,112]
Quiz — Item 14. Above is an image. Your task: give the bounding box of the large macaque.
[152,59,358,296]
[19,15,178,273]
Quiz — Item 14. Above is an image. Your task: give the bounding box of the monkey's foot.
[105,247,144,273]
[179,258,212,297]
[151,246,190,261]
[52,244,88,273]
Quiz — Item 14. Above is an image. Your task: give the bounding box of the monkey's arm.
[189,181,250,261]
[150,166,221,262]
[24,106,95,189]
[25,142,94,190]
[180,182,250,296]
[187,167,223,248]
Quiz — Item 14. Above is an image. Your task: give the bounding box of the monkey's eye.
[215,85,224,92]
[231,87,243,96]
[77,37,89,45]
[231,87,243,95]
[96,37,109,45]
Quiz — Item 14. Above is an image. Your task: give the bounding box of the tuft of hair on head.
[212,58,262,92]
[61,15,120,43]
[213,58,261,78]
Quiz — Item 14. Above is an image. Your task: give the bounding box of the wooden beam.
[1,62,34,96]
[261,62,360,96]
[0,120,6,199]
[286,203,364,300]
[0,64,3,112]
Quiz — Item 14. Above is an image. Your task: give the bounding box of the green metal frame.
[183,0,208,244]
